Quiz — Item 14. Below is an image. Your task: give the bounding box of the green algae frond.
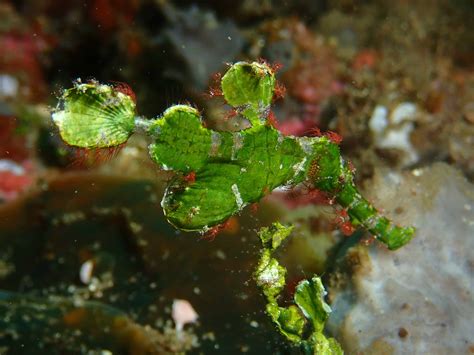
[254,223,343,354]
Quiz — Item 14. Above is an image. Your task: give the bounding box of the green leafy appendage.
[51,61,414,249]
[254,223,343,355]
[221,61,275,125]
[52,81,136,148]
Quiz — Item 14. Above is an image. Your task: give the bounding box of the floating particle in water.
[79,259,94,284]
[172,299,198,332]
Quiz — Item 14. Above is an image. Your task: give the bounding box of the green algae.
[254,223,343,355]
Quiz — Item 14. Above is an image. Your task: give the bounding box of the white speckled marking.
[231,183,244,209]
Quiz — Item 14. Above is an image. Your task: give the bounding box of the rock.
[161,4,244,90]
[328,163,474,354]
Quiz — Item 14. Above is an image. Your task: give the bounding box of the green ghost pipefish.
[51,61,415,250]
